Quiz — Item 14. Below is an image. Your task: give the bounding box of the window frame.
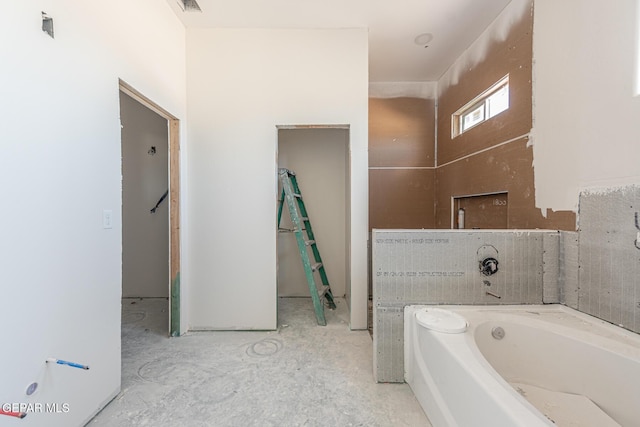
[452,75,510,138]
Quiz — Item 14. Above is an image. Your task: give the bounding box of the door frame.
[275,124,351,320]
[119,79,181,336]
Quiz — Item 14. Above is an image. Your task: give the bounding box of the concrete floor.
[89,297,431,426]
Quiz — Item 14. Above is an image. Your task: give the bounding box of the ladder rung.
[305,240,316,246]
[311,262,322,272]
[293,193,302,198]
[318,287,329,297]
[301,217,309,221]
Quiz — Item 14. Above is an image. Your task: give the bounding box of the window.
[452,75,509,137]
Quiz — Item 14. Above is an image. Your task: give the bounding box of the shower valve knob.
[480,257,499,276]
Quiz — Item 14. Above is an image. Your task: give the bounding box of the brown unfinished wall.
[369,97,436,229]
[436,137,575,229]
[436,2,575,230]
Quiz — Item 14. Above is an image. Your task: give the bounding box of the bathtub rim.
[404,304,557,426]
[404,303,640,427]
[417,304,640,354]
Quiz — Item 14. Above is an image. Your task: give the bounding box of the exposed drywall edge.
[438,0,532,96]
[580,183,640,197]
[369,81,437,99]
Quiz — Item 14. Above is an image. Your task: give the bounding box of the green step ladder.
[277,168,336,325]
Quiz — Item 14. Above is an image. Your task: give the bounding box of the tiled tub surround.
[372,229,566,383]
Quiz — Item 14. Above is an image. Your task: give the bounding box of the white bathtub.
[404,305,640,427]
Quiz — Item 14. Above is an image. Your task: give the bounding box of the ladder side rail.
[292,226,327,325]
[277,188,285,228]
[290,176,322,262]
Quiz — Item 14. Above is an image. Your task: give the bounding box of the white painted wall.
[121,93,170,298]
[186,28,369,330]
[532,0,640,213]
[277,128,348,298]
[0,2,185,426]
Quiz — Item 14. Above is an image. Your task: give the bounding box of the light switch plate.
[103,210,113,229]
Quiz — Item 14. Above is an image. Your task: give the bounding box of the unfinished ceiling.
[165,0,512,82]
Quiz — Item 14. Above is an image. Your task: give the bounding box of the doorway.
[276,127,350,319]
[119,81,181,336]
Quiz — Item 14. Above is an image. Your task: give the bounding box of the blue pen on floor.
[46,358,90,370]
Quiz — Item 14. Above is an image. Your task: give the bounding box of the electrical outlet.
[103,210,113,229]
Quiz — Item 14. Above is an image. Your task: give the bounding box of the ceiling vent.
[178,0,202,12]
